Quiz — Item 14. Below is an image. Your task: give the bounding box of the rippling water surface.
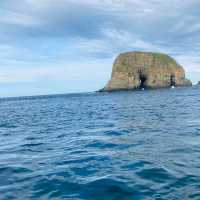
[1,87,200,200]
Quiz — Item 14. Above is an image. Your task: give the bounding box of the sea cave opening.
[170,74,176,87]
[139,73,147,89]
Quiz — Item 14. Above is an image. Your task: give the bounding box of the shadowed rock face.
[102,52,192,91]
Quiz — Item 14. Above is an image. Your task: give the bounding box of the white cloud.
[175,55,200,83]
[73,28,170,56]
[0,9,42,27]
[0,58,112,84]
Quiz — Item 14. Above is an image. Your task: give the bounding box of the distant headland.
[101,51,192,92]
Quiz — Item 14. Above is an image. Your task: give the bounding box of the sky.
[0,0,200,97]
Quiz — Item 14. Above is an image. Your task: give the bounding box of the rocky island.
[101,52,192,91]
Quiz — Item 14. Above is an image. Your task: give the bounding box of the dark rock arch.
[138,70,147,89]
[170,74,176,87]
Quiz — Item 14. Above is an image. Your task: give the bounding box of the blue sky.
[0,0,200,97]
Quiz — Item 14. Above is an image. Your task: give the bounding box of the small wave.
[21,143,44,148]
[136,167,175,183]
[81,178,135,200]
[33,176,138,200]
[84,141,118,149]
[0,166,33,187]
[0,123,18,129]
[122,160,152,170]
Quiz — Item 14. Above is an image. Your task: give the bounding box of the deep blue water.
[1,87,200,200]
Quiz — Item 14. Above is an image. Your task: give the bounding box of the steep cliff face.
[102,52,192,91]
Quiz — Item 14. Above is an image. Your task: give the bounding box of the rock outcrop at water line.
[101,52,192,91]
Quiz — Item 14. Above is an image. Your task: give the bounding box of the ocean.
[0,86,200,200]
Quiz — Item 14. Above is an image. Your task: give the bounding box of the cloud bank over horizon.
[0,0,200,96]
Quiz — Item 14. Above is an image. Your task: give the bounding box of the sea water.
[0,87,200,200]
